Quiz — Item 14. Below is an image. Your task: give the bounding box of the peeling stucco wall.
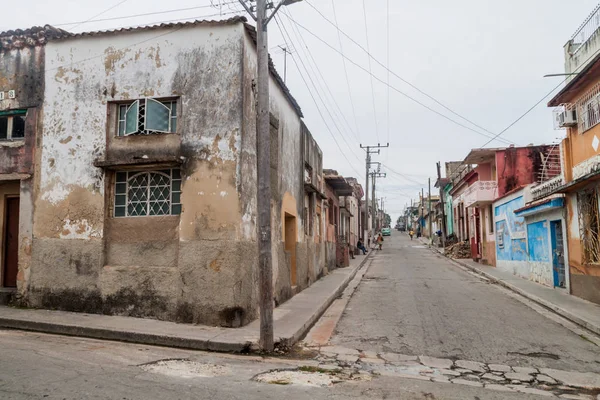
[0,43,45,296]
[242,31,307,308]
[28,23,262,326]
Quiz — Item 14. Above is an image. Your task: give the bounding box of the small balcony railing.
[531,175,565,201]
[571,4,600,55]
[464,181,498,208]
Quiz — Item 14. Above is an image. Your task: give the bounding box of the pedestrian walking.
[377,233,384,250]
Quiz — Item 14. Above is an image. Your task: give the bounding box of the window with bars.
[577,187,600,264]
[114,169,182,217]
[0,109,26,140]
[117,98,177,136]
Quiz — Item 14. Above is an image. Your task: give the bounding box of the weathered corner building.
[0,25,66,299]
[0,18,334,326]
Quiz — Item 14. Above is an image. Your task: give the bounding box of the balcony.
[565,4,600,76]
[464,181,498,208]
[531,175,565,201]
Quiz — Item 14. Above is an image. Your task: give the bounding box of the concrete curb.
[441,254,600,337]
[278,250,375,347]
[0,315,252,352]
[0,252,375,353]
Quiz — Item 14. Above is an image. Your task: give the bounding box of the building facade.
[0,18,337,326]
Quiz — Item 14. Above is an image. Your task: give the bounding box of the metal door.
[3,197,19,287]
[550,220,566,288]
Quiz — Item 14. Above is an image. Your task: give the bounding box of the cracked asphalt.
[0,329,558,399]
[330,233,600,373]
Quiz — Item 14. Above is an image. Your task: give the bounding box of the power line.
[283,10,361,146]
[66,0,129,31]
[386,0,390,147]
[283,13,513,145]
[304,0,513,146]
[361,0,380,143]
[331,0,361,142]
[480,40,600,146]
[278,13,362,165]
[53,3,239,27]
[274,15,364,179]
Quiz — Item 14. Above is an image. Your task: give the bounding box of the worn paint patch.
[60,218,102,240]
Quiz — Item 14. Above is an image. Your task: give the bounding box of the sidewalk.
[0,252,373,352]
[427,242,600,336]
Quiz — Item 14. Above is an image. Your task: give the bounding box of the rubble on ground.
[444,242,471,259]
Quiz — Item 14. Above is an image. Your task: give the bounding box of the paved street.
[330,233,600,374]
[0,329,553,400]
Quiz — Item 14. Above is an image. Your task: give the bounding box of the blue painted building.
[493,187,568,288]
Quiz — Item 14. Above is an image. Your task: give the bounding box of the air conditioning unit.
[558,108,577,127]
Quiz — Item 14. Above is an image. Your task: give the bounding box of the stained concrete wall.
[0,43,45,296]
[26,22,264,326]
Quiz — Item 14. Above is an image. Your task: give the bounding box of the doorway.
[284,213,297,287]
[3,197,19,288]
[550,220,566,288]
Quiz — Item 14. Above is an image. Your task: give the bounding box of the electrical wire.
[277,12,365,167]
[283,10,361,146]
[361,0,380,143]
[66,0,129,31]
[480,40,600,146]
[53,2,240,27]
[304,0,514,146]
[332,0,361,142]
[283,13,514,146]
[274,15,364,179]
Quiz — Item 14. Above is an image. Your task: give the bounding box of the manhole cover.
[255,369,338,387]
[140,359,229,378]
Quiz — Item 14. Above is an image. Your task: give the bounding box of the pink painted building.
[451,145,557,265]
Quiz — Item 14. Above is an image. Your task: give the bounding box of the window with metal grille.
[577,187,600,264]
[0,109,26,140]
[117,98,177,136]
[114,169,182,217]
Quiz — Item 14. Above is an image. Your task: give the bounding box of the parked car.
[381,227,391,236]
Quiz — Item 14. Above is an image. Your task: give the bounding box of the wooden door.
[3,197,19,287]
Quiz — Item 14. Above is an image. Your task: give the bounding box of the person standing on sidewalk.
[377,233,384,250]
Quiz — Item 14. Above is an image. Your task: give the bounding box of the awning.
[304,182,327,199]
[515,197,564,218]
[324,175,353,196]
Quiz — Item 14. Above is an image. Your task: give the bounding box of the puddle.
[140,359,229,378]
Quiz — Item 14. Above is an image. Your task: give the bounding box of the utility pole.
[370,170,386,232]
[277,45,291,83]
[428,178,432,242]
[421,188,424,236]
[360,143,388,245]
[436,162,447,248]
[237,0,303,353]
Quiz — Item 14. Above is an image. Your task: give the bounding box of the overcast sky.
[3,0,598,222]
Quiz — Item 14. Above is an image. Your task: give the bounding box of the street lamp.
[237,0,302,353]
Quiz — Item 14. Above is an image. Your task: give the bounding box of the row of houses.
[425,5,600,306]
[0,17,377,327]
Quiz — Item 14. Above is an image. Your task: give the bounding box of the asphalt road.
[330,232,600,373]
[0,329,550,400]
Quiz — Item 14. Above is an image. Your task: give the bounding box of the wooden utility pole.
[436,162,447,248]
[237,0,303,353]
[420,188,424,236]
[428,178,432,241]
